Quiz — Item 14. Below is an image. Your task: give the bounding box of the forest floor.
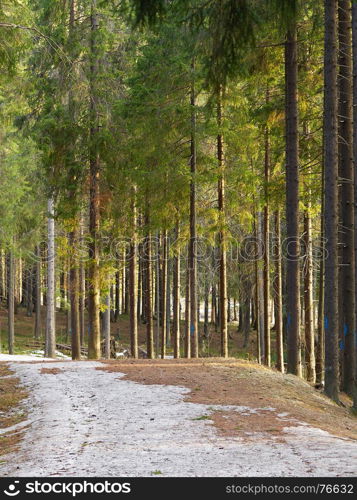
[0,357,357,477]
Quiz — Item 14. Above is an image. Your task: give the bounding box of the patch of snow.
[0,353,56,362]
[1,361,356,477]
[31,350,71,360]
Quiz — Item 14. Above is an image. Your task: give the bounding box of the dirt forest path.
[1,359,357,477]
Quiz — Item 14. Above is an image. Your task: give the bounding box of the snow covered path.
[1,360,357,477]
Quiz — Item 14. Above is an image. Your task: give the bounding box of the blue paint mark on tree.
[324,316,328,331]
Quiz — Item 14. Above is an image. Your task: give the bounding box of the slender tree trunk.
[87,0,101,359]
[189,65,198,359]
[45,198,56,358]
[204,282,209,337]
[316,196,325,386]
[7,251,14,354]
[69,227,81,360]
[263,96,271,366]
[144,220,154,359]
[303,209,316,382]
[338,0,356,396]
[217,89,228,358]
[103,291,110,359]
[129,195,138,359]
[273,211,284,372]
[166,248,172,347]
[34,245,41,340]
[115,269,120,321]
[324,0,340,402]
[79,218,85,346]
[185,253,191,358]
[161,230,168,358]
[285,24,301,376]
[173,223,180,358]
[137,241,142,322]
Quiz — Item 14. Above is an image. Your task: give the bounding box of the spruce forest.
[1,0,357,480]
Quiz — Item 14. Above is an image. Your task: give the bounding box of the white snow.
[1,360,357,477]
[0,351,70,362]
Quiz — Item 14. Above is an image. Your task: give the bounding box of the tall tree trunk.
[316,193,325,386]
[79,219,86,346]
[87,0,101,359]
[129,195,138,359]
[115,268,120,321]
[173,223,180,358]
[285,24,301,376]
[155,234,160,353]
[273,210,284,372]
[103,291,110,359]
[303,209,316,382]
[144,220,154,359]
[217,89,228,358]
[7,251,14,354]
[204,282,209,337]
[69,228,81,360]
[161,230,168,358]
[352,0,357,407]
[338,0,356,396]
[34,245,41,340]
[185,253,191,358]
[324,0,340,402]
[189,66,198,359]
[263,96,271,366]
[45,198,56,358]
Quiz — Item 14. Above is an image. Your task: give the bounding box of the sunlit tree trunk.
[87,0,101,359]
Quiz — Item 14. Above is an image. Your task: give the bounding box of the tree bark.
[303,209,316,382]
[263,97,271,366]
[161,230,168,358]
[144,220,154,359]
[184,252,191,358]
[129,195,138,359]
[352,0,357,407]
[338,0,356,397]
[217,89,228,358]
[87,0,101,359]
[189,64,199,358]
[324,0,340,402]
[173,223,180,358]
[285,24,301,376]
[34,245,41,340]
[45,198,56,358]
[273,210,284,372]
[69,227,81,360]
[7,251,14,354]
